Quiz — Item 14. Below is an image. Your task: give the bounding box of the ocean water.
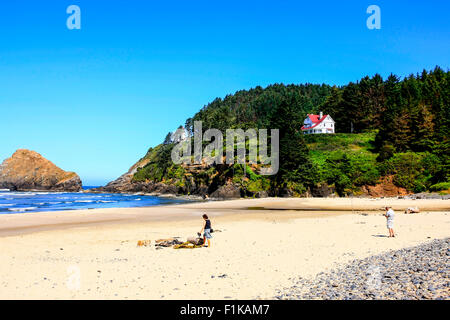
[0,188,189,214]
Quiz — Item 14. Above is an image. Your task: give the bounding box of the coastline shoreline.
[0,197,448,238]
[0,198,448,299]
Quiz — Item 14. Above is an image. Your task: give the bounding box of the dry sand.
[0,197,448,299]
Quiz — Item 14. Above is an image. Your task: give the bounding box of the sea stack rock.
[0,149,82,192]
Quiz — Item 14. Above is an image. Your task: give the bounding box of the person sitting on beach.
[405,207,420,214]
[200,214,212,248]
[384,207,395,238]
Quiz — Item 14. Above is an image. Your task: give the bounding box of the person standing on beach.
[200,214,212,248]
[384,207,395,238]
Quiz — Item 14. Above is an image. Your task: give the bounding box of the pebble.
[275,238,450,300]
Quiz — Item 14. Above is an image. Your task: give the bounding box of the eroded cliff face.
[0,149,82,191]
[360,176,409,198]
[94,157,256,199]
[91,157,190,196]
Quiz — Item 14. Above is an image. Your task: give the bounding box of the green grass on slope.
[305,132,377,167]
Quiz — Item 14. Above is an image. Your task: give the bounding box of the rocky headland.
[0,149,82,192]
[93,156,448,200]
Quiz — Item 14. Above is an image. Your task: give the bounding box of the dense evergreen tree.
[185,83,333,133]
[269,95,317,192]
[136,66,449,196]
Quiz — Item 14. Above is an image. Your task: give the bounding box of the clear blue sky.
[0,1,449,186]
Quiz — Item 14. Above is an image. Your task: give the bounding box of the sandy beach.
[0,197,448,299]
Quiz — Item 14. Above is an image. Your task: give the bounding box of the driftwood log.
[155,238,183,247]
[187,237,204,246]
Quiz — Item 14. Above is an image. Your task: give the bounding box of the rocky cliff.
[92,149,244,199]
[92,155,194,196]
[0,149,82,191]
[94,157,151,193]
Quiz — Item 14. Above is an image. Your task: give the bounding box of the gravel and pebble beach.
[276,238,449,300]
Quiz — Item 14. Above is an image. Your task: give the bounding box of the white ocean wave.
[35,192,64,195]
[0,191,182,214]
[8,207,37,212]
[34,202,62,206]
[8,193,37,197]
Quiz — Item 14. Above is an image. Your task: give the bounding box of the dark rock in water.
[0,149,82,192]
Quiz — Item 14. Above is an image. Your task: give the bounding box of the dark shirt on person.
[205,219,211,230]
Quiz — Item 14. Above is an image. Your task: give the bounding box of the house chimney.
[319,111,323,119]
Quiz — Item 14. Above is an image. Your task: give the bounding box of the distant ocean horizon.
[82,186,102,190]
[0,189,190,214]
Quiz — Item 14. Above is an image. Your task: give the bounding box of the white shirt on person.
[386,209,394,222]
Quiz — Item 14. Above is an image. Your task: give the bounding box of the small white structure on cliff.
[169,126,189,143]
[302,112,335,134]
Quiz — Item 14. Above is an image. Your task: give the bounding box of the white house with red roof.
[302,112,335,134]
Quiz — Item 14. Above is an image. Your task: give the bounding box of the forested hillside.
[101,67,449,198]
[321,66,449,193]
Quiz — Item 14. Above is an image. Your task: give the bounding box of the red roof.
[301,114,329,131]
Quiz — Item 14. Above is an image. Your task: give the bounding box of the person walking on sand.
[384,207,395,238]
[200,214,212,248]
